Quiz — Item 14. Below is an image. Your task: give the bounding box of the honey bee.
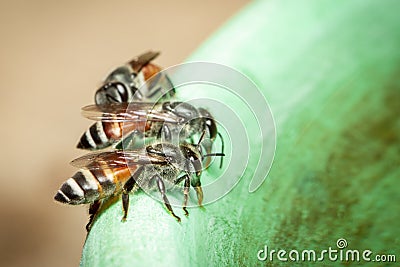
[54,136,225,231]
[77,51,175,150]
[94,51,175,105]
[77,102,224,169]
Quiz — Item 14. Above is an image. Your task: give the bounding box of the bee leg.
[173,174,190,216]
[158,124,172,142]
[182,174,191,216]
[194,186,204,208]
[155,175,181,222]
[86,200,102,232]
[121,193,129,222]
[121,167,143,221]
[191,177,204,208]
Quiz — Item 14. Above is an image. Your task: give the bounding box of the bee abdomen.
[54,170,101,205]
[77,122,114,150]
[90,167,117,196]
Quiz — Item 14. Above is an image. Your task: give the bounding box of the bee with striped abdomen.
[77,102,224,168]
[95,51,175,106]
[77,51,176,150]
[54,136,225,231]
[76,102,182,150]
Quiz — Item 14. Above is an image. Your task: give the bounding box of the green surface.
[81,0,400,266]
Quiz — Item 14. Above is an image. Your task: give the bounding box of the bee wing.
[129,51,160,72]
[81,103,183,123]
[70,150,167,170]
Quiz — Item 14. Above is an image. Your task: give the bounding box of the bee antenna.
[217,132,225,168]
[197,130,207,147]
[202,152,225,168]
[203,153,225,158]
[198,130,225,169]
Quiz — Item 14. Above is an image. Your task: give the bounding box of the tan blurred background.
[0,1,249,266]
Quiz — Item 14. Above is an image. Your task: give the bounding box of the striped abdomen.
[54,165,135,205]
[77,120,149,150]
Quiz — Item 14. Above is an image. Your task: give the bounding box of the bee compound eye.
[94,87,105,105]
[115,82,126,93]
[96,82,129,104]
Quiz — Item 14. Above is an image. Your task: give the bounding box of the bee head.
[198,107,217,142]
[180,144,203,176]
[146,142,204,175]
[146,143,182,167]
[197,108,225,169]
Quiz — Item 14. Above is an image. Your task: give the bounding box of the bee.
[94,51,175,106]
[54,134,225,231]
[77,102,224,169]
[77,51,175,150]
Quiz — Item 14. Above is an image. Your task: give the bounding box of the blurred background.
[0,1,250,266]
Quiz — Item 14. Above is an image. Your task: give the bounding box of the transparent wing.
[70,150,167,170]
[129,51,160,72]
[81,102,183,123]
